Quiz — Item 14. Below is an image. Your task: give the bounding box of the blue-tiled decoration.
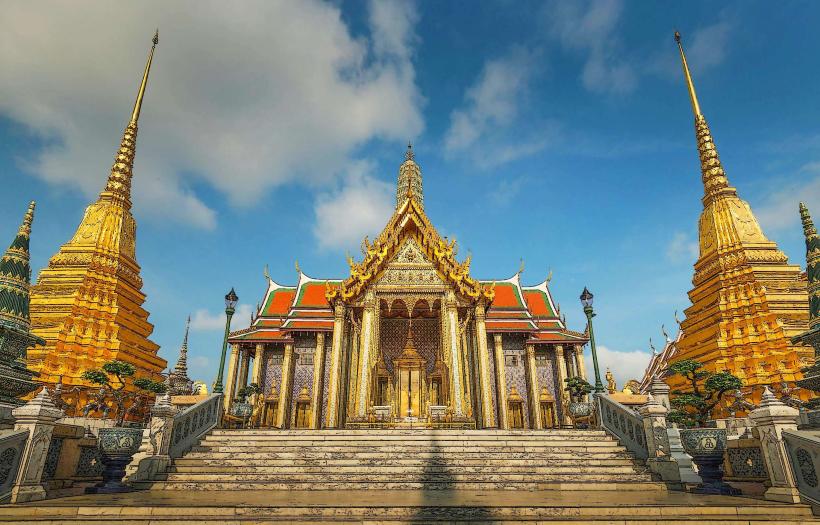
[41,436,63,481]
[75,446,103,478]
[502,334,530,428]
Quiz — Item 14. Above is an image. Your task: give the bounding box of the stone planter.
[86,427,144,494]
[567,401,594,428]
[680,427,739,495]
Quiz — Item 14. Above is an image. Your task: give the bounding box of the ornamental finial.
[131,30,159,124]
[674,31,701,117]
[405,141,414,161]
[800,202,817,239]
[19,201,35,237]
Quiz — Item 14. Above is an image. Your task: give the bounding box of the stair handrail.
[596,393,649,459]
[169,393,223,459]
[780,428,818,504]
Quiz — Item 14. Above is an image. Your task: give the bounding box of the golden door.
[399,368,421,418]
[295,402,311,428]
[540,402,555,428]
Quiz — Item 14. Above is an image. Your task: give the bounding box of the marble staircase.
[135,428,661,491]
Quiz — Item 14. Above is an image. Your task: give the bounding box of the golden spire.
[18,201,35,238]
[99,30,159,209]
[674,31,734,205]
[674,31,701,117]
[396,142,423,211]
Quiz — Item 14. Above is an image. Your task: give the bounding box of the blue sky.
[0,1,817,387]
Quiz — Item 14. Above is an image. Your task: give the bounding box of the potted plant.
[564,376,594,427]
[80,360,166,493]
[667,359,742,495]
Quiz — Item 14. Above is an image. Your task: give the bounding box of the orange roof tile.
[523,289,555,317]
[264,288,296,316]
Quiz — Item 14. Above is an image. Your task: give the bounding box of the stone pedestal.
[10,389,64,503]
[126,393,179,483]
[638,397,680,483]
[749,387,802,504]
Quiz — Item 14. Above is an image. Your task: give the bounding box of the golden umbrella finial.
[674,30,701,117]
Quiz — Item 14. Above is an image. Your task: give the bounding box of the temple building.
[668,33,810,410]
[27,33,166,406]
[0,202,44,426]
[225,147,589,429]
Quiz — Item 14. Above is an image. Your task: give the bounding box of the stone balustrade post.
[648,375,671,411]
[126,392,179,482]
[9,389,64,503]
[748,387,802,503]
[637,395,681,483]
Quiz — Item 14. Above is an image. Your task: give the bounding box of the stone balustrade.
[0,428,28,502]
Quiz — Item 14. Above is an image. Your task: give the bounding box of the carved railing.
[783,429,820,505]
[169,394,221,459]
[596,393,647,460]
[0,429,28,503]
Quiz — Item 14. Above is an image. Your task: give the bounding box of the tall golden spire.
[396,142,424,211]
[99,30,158,209]
[674,31,733,205]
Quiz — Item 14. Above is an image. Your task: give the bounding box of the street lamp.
[580,287,605,393]
[213,288,239,394]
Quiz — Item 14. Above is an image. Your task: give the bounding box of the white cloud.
[313,161,394,250]
[651,18,734,79]
[665,232,699,264]
[0,0,423,229]
[543,0,636,94]
[444,48,554,166]
[191,303,253,331]
[755,165,820,233]
[584,345,651,388]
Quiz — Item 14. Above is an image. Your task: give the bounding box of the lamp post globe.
[580,287,605,393]
[214,288,239,394]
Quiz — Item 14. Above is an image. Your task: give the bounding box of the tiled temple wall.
[535,347,558,426]
[320,335,332,426]
[262,345,284,396]
[502,333,529,428]
[485,335,498,425]
[290,334,315,426]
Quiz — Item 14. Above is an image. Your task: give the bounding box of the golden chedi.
[670,32,811,412]
[27,32,166,406]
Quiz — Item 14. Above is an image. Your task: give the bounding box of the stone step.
[191,443,626,453]
[173,457,639,467]
[169,464,642,474]
[160,472,654,483]
[133,480,666,491]
[200,435,616,444]
[5,490,813,524]
[207,429,609,436]
[182,450,635,461]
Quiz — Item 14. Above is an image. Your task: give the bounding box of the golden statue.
[605,368,616,394]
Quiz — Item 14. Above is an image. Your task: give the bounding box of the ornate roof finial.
[396,142,423,210]
[799,202,819,328]
[294,259,301,274]
[0,201,42,333]
[674,31,701,118]
[674,31,734,206]
[649,337,657,355]
[406,141,414,161]
[19,201,35,238]
[100,31,159,208]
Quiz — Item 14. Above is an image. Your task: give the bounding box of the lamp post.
[213,288,239,394]
[580,287,605,393]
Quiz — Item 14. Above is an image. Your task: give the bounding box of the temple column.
[347,325,361,418]
[354,290,376,420]
[526,343,542,429]
[311,332,325,429]
[325,302,347,428]
[223,344,240,412]
[238,349,250,389]
[276,342,294,428]
[575,345,587,380]
[493,333,509,429]
[250,343,265,405]
[555,345,572,426]
[445,291,465,418]
[460,328,473,420]
[566,350,577,378]
[474,304,495,428]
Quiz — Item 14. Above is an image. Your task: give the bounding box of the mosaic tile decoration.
[502,334,530,428]
[263,346,284,396]
[485,335,498,424]
[320,337,332,426]
[379,318,441,374]
[536,349,558,425]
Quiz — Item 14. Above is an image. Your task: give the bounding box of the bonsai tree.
[81,360,167,426]
[236,383,261,403]
[564,376,593,402]
[666,359,743,428]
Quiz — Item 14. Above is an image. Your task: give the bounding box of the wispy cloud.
[542,0,636,94]
[0,0,423,229]
[584,344,651,388]
[444,48,554,167]
[313,160,394,251]
[650,17,735,79]
[191,304,254,331]
[755,164,820,233]
[665,232,699,264]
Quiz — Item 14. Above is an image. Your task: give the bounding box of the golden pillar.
[555,344,571,425]
[574,346,587,380]
[525,344,542,430]
[223,344,240,412]
[347,324,361,419]
[238,350,250,389]
[460,327,473,419]
[445,291,465,418]
[311,332,326,429]
[354,290,376,420]
[493,333,509,430]
[325,302,347,428]
[474,304,495,428]
[276,342,294,428]
[250,343,265,405]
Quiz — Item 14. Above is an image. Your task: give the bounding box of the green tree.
[666,359,743,428]
[564,376,593,401]
[81,360,167,426]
